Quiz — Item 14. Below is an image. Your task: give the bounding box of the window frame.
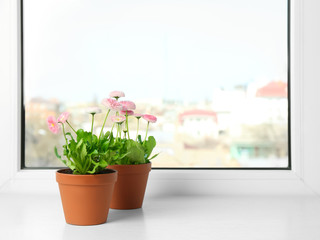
[20,0,293,171]
[1,0,311,197]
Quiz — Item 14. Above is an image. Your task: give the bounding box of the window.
[22,0,290,169]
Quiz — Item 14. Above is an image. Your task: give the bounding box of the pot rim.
[107,162,151,175]
[56,168,117,186]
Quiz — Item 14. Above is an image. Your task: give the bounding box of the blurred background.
[23,0,288,168]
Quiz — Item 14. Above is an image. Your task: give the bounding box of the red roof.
[178,109,217,124]
[256,81,287,98]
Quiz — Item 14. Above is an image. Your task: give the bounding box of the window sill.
[0,177,319,240]
[5,168,314,196]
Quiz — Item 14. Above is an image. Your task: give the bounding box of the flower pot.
[107,163,151,209]
[56,169,117,225]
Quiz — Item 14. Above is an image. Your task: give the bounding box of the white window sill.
[0,176,320,240]
[6,168,312,196]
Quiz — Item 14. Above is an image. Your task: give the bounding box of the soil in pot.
[56,168,117,225]
[107,163,151,209]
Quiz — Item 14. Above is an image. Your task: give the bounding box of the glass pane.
[24,0,288,168]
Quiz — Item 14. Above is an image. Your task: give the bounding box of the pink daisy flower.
[120,100,136,111]
[142,114,157,123]
[120,110,134,116]
[111,115,126,123]
[57,112,69,123]
[133,113,143,119]
[47,116,60,134]
[109,90,125,99]
[86,107,102,115]
[101,98,122,111]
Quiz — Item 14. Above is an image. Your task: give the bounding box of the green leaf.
[55,146,70,167]
[76,129,93,145]
[65,132,74,141]
[137,135,143,144]
[76,139,83,150]
[87,161,100,174]
[80,143,87,161]
[55,147,66,165]
[148,153,159,161]
[91,134,98,144]
[125,140,145,164]
[144,136,156,159]
[88,149,98,156]
[54,146,62,159]
[76,129,85,141]
[66,160,76,170]
[118,152,130,160]
[100,140,111,152]
[103,131,111,140]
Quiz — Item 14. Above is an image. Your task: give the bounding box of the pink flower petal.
[102,98,122,111]
[142,114,157,123]
[111,115,126,123]
[120,100,136,111]
[47,116,60,134]
[120,110,134,116]
[86,107,102,114]
[133,113,143,119]
[109,90,125,99]
[57,112,69,123]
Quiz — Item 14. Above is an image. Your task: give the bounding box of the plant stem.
[110,123,115,135]
[116,123,119,141]
[144,121,150,143]
[117,123,122,142]
[61,123,69,150]
[99,109,110,141]
[66,120,76,134]
[90,113,95,141]
[126,112,130,139]
[60,123,74,169]
[135,118,140,141]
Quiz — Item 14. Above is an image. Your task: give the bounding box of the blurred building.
[256,81,287,98]
[178,109,219,148]
[229,80,288,163]
[25,97,61,120]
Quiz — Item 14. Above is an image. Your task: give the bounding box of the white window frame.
[4,0,315,196]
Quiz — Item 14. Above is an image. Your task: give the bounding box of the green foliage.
[54,130,114,175]
[125,140,145,164]
[54,129,159,174]
[95,134,158,166]
[53,109,159,174]
[124,135,158,164]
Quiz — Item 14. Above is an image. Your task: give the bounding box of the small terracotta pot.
[56,169,117,225]
[107,163,151,209]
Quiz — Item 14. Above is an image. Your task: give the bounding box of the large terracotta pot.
[56,169,117,225]
[107,163,151,209]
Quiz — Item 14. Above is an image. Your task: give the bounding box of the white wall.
[0,0,17,187]
[301,0,320,195]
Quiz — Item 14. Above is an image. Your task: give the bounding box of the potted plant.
[47,109,118,226]
[101,90,159,209]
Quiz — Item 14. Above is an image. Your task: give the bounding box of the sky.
[24,0,288,103]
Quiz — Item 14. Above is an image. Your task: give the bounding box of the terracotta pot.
[107,163,151,209]
[56,169,117,225]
